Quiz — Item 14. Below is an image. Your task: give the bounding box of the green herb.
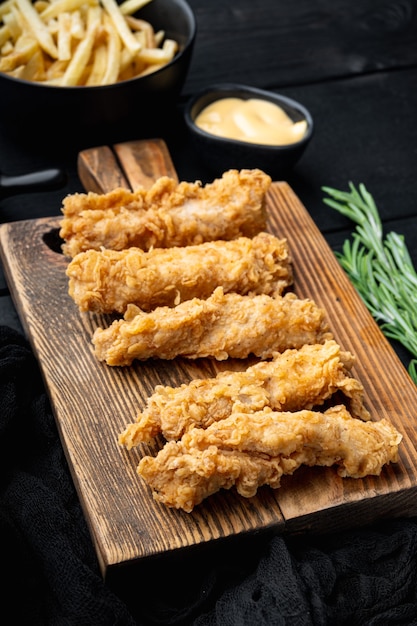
[322,182,417,384]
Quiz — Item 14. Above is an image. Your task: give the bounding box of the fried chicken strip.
[137,405,402,512]
[66,232,293,314]
[119,340,370,448]
[93,287,333,366]
[60,169,270,257]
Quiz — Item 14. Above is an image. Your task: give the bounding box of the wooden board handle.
[77,138,179,193]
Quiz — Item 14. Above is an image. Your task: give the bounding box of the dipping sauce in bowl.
[184,83,314,179]
[194,97,308,146]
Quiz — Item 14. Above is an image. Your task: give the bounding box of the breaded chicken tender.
[66,232,293,314]
[137,405,402,511]
[119,340,370,448]
[60,169,270,257]
[93,287,332,366]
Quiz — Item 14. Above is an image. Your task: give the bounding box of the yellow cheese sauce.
[194,97,308,145]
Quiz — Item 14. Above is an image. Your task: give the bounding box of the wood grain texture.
[184,0,417,94]
[1,143,417,576]
[77,138,178,193]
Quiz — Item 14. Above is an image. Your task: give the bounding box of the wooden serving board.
[1,139,417,577]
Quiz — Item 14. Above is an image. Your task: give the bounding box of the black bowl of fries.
[0,0,196,141]
[184,83,313,180]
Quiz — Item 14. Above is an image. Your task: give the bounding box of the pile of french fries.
[0,0,179,86]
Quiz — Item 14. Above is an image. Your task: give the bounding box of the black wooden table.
[1,1,417,624]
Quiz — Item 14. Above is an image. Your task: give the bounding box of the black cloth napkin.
[2,323,417,626]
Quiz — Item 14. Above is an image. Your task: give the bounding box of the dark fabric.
[2,323,417,626]
[0,325,136,626]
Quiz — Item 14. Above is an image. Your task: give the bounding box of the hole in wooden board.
[42,228,63,254]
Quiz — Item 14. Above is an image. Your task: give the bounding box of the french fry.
[85,41,106,85]
[0,0,14,18]
[162,38,177,57]
[70,10,85,39]
[118,0,152,15]
[33,1,49,11]
[19,46,45,79]
[60,5,101,85]
[125,15,155,47]
[0,24,12,48]
[15,0,58,58]
[3,6,23,40]
[40,0,98,22]
[57,12,72,60]
[138,39,177,65]
[119,43,134,72]
[100,0,141,54]
[154,29,165,47]
[45,57,68,81]
[0,33,38,71]
[46,16,58,36]
[99,12,120,84]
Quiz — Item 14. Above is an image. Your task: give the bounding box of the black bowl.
[184,83,313,180]
[0,0,196,141]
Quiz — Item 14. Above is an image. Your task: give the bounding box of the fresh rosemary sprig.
[322,182,417,384]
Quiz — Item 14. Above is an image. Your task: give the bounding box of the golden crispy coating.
[60,169,270,257]
[93,288,333,366]
[66,232,293,314]
[137,405,402,511]
[119,340,370,448]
